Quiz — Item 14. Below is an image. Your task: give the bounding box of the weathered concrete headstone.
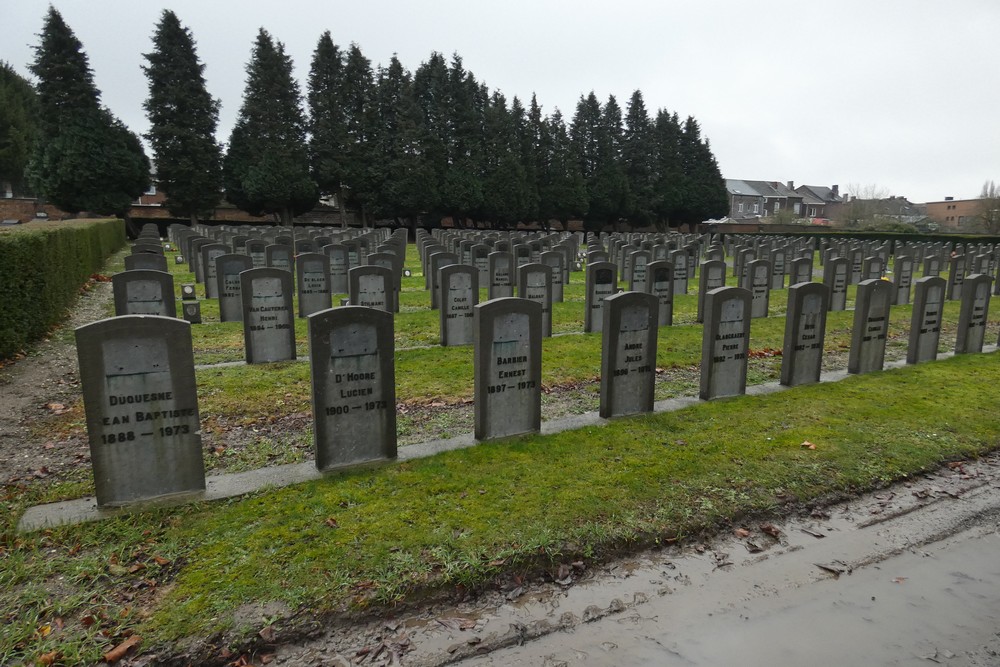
[349,265,395,313]
[215,254,253,322]
[947,254,966,300]
[924,254,942,277]
[770,249,786,290]
[585,261,618,333]
[76,316,204,507]
[200,243,229,298]
[848,279,893,375]
[907,276,945,364]
[700,287,751,400]
[322,243,350,294]
[265,243,294,276]
[474,298,542,440]
[489,251,515,299]
[780,282,829,386]
[628,250,651,293]
[671,249,689,295]
[697,259,727,324]
[246,239,267,268]
[518,263,553,337]
[308,307,396,471]
[124,253,168,272]
[429,251,458,310]
[823,256,849,311]
[954,273,992,354]
[112,270,176,318]
[599,292,658,418]
[789,257,813,286]
[893,255,914,305]
[439,264,479,346]
[861,256,883,281]
[748,259,771,319]
[241,268,296,364]
[181,301,201,324]
[645,260,674,326]
[296,253,332,318]
[541,250,566,302]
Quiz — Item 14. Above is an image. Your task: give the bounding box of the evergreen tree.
[678,116,728,226]
[481,92,530,227]
[370,55,436,226]
[622,90,656,228]
[142,10,222,224]
[0,63,39,195]
[538,108,588,227]
[338,43,376,225]
[589,94,630,229]
[224,29,317,226]
[28,7,149,217]
[651,109,686,229]
[512,95,540,223]
[307,31,347,223]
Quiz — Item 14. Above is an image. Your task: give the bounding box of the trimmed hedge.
[0,219,125,359]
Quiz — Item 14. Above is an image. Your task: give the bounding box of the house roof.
[725,179,764,197]
[797,185,842,203]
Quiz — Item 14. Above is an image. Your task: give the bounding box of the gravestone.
[947,254,966,300]
[245,239,267,268]
[789,257,813,286]
[428,251,458,310]
[296,253,332,318]
[848,279,893,375]
[671,249,689,295]
[124,253,168,272]
[188,237,211,283]
[823,257,849,311]
[240,268,296,364]
[112,270,176,318]
[349,265,395,313]
[265,244,295,277]
[780,282,829,386]
[439,264,479,346]
[697,259,727,324]
[215,254,253,322]
[488,251,515,299]
[181,301,201,324]
[628,250,651,293]
[585,261,618,333]
[924,254,942,277]
[518,263,553,337]
[849,248,864,284]
[748,259,771,319]
[76,316,204,507]
[541,250,566,302]
[308,307,396,471]
[472,244,491,286]
[861,256,883,281]
[893,255,914,305]
[200,243,229,298]
[770,249,786,290]
[907,276,945,364]
[599,292,658,418]
[645,260,674,326]
[954,274,992,354]
[322,244,350,294]
[700,287,751,400]
[474,298,542,440]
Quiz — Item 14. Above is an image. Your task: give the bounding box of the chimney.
[945,196,954,201]
[787,181,794,190]
[832,184,839,197]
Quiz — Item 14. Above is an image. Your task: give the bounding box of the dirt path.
[0,279,111,485]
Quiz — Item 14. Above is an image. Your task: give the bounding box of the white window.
[738,202,744,213]
[774,201,781,213]
[144,184,157,196]
[753,203,760,214]
[808,207,816,217]
[794,203,801,214]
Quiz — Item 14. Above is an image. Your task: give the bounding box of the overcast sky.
[4,0,999,203]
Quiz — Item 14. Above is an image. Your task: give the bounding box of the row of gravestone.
[76,266,995,508]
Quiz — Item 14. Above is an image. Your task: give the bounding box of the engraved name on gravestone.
[216,254,253,322]
[646,260,674,326]
[76,316,204,507]
[947,254,966,300]
[296,253,332,318]
[907,276,945,364]
[323,243,350,294]
[848,279,893,374]
[955,273,992,354]
[780,282,829,387]
[697,259,727,324]
[112,270,176,318]
[245,239,267,268]
[629,250,651,293]
[474,298,542,441]
[308,307,396,471]
[585,261,618,333]
[700,287,752,400]
[599,292,658,418]
[440,264,479,346]
[241,268,295,364]
[823,256,849,311]
[671,249,689,295]
[265,243,294,276]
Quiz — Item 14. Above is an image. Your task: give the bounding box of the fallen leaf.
[800,527,826,539]
[153,556,170,566]
[37,651,60,665]
[259,625,275,642]
[801,441,817,450]
[760,523,782,538]
[35,624,52,638]
[325,517,339,528]
[102,635,141,663]
[892,577,907,584]
[734,528,751,538]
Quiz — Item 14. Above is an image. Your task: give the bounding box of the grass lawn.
[2,239,999,664]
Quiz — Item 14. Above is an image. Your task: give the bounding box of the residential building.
[925,197,982,230]
[794,184,843,219]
